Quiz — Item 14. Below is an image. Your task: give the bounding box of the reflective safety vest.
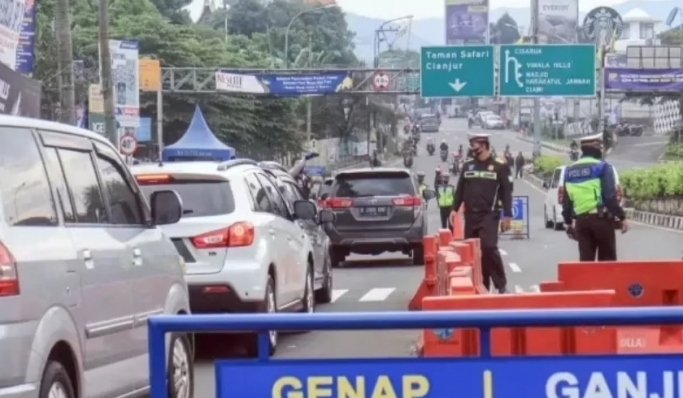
[437,185,454,207]
[418,183,427,196]
[564,157,605,215]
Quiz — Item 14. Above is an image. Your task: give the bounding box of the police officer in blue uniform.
[562,133,628,261]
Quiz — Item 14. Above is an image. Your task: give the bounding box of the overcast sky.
[190,0,652,21]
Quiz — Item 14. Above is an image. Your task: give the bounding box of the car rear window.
[139,181,235,217]
[333,172,415,197]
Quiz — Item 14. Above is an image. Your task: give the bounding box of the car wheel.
[553,209,565,231]
[168,333,194,398]
[315,254,333,304]
[39,361,76,398]
[412,245,425,266]
[246,275,277,357]
[300,266,315,313]
[544,206,553,228]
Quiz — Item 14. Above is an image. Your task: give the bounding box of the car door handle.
[132,247,143,267]
[82,249,94,270]
[269,228,276,237]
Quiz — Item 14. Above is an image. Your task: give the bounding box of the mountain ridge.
[347,0,679,62]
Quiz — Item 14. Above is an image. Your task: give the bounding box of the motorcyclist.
[491,146,497,158]
[370,149,381,167]
[404,136,414,153]
[426,137,435,153]
[458,144,464,158]
[434,166,442,188]
[504,145,510,156]
[570,140,578,151]
[440,139,449,152]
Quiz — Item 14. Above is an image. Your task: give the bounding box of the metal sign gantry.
[160,67,420,95]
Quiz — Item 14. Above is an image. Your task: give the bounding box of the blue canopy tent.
[162,105,235,162]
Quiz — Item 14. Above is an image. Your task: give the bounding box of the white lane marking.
[499,249,508,256]
[359,288,396,302]
[513,284,540,293]
[529,284,540,292]
[633,141,668,147]
[508,262,521,273]
[330,289,348,303]
[521,178,683,235]
[514,285,524,293]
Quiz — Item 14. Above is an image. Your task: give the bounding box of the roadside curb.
[515,136,614,156]
[522,173,683,231]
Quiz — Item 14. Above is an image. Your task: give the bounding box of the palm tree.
[55,0,76,125]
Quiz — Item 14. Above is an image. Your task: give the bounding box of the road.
[192,119,682,396]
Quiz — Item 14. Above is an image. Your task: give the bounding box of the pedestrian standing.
[452,133,512,293]
[515,151,525,179]
[437,174,455,229]
[562,133,628,261]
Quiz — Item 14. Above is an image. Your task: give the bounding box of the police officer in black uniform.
[452,133,512,293]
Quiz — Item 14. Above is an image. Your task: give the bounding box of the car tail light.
[558,186,564,204]
[327,198,352,208]
[0,242,18,297]
[392,196,421,206]
[135,174,172,185]
[190,222,255,248]
[616,184,623,202]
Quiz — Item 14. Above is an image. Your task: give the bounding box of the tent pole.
[156,87,163,162]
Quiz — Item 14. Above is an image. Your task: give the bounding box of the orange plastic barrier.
[449,207,464,240]
[408,235,439,311]
[540,260,683,354]
[422,290,616,357]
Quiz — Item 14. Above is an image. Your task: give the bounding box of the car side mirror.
[293,200,317,220]
[318,209,335,224]
[542,181,549,189]
[309,192,317,200]
[422,189,436,200]
[150,190,183,225]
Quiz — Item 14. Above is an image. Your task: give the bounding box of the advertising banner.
[215,71,353,95]
[108,39,139,128]
[605,68,683,91]
[445,0,489,45]
[0,0,36,73]
[537,0,578,43]
[0,59,40,117]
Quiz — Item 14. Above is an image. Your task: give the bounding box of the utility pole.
[531,0,542,156]
[306,35,312,144]
[55,0,75,125]
[99,0,117,145]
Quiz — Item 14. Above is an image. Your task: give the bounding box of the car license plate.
[359,206,388,216]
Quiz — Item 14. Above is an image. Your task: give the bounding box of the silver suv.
[0,116,191,398]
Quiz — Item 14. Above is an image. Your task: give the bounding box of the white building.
[614,8,662,52]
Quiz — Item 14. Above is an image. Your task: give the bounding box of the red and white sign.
[372,71,390,91]
[119,134,138,155]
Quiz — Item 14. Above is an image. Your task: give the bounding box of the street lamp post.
[284,4,334,69]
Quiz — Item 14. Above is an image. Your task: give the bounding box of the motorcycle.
[451,158,461,175]
[569,149,579,161]
[427,143,435,155]
[403,153,413,168]
[440,149,448,162]
[629,124,643,136]
[468,118,473,129]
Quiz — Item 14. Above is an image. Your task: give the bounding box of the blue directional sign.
[498,44,596,97]
[214,356,683,398]
[420,45,495,98]
[216,70,353,96]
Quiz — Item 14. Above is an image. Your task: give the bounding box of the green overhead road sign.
[498,44,596,97]
[420,45,495,98]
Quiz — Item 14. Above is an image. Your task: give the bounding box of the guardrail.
[148,308,683,398]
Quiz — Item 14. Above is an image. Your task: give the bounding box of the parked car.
[483,114,505,129]
[320,167,435,266]
[0,115,191,398]
[131,159,333,356]
[542,165,622,230]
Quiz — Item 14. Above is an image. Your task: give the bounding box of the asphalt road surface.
[192,119,681,396]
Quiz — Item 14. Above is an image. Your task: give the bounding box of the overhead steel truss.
[161,67,421,95]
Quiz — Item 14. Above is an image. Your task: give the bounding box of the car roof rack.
[258,161,288,173]
[216,158,258,171]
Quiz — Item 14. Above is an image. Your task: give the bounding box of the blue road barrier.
[500,195,529,239]
[148,307,683,398]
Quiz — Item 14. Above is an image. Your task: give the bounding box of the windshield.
[333,172,415,197]
[487,115,501,121]
[421,116,438,125]
[139,181,235,217]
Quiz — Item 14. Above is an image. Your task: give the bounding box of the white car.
[543,165,622,230]
[131,159,334,356]
[483,115,504,129]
